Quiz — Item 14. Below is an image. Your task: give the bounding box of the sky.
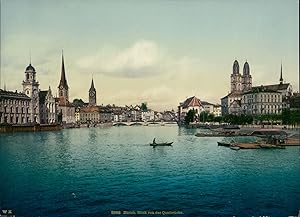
[0,0,299,111]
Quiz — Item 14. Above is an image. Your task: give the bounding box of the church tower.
[242,61,252,91]
[58,51,69,103]
[22,62,40,123]
[279,63,283,84]
[89,78,96,106]
[230,60,243,92]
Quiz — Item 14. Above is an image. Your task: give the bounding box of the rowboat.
[150,142,173,147]
[230,146,240,150]
[217,141,231,147]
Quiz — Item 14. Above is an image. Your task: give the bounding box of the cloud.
[77,39,164,78]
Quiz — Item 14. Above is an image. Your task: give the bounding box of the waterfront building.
[178,96,204,124]
[78,106,100,123]
[75,107,80,122]
[213,104,221,117]
[126,105,142,122]
[57,52,75,124]
[0,89,31,124]
[99,106,112,123]
[201,101,222,117]
[39,86,57,124]
[241,86,282,115]
[162,110,177,122]
[89,78,96,106]
[22,63,40,123]
[142,110,155,122]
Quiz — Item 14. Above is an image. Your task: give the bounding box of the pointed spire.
[58,50,68,89]
[280,62,283,84]
[89,76,95,91]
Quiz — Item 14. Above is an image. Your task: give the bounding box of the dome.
[243,61,250,75]
[25,63,35,72]
[233,60,239,74]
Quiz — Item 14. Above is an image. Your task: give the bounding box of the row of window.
[0,114,30,124]
[1,100,30,106]
[2,106,30,114]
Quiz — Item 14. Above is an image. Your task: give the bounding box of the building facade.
[241,86,282,115]
[39,86,57,124]
[0,89,31,124]
[178,96,204,124]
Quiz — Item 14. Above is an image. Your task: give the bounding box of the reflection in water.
[0,125,299,217]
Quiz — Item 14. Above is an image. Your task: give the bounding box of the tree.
[73,98,85,107]
[141,102,148,111]
[185,109,196,125]
[281,108,291,125]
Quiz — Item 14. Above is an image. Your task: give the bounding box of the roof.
[202,101,214,106]
[26,63,36,72]
[243,61,250,75]
[0,89,31,100]
[89,78,96,91]
[229,99,241,108]
[181,96,202,108]
[80,106,100,113]
[245,84,290,95]
[252,83,290,92]
[233,60,239,74]
[57,97,73,107]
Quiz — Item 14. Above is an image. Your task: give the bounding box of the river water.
[0,125,299,216]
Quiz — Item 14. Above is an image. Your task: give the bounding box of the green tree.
[141,102,148,111]
[73,98,85,107]
[185,109,196,125]
[282,108,291,125]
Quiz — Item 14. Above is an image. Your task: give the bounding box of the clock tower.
[22,63,40,123]
[89,78,96,106]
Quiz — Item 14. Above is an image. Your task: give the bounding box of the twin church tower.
[230,60,252,93]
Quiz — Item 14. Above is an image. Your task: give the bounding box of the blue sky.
[1,0,299,110]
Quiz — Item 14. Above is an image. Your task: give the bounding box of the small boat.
[150,142,173,147]
[230,146,240,151]
[217,141,231,147]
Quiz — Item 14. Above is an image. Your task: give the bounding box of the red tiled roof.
[182,96,202,108]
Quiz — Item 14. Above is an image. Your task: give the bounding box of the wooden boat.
[217,141,231,147]
[230,146,240,150]
[259,144,285,149]
[150,142,173,147]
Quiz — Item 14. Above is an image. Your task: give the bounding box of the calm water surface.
[0,126,300,217]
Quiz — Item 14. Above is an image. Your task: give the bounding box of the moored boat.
[230,146,240,150]
[217,141,231,147]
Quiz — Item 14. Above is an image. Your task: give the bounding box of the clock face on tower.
[90,91,95,97]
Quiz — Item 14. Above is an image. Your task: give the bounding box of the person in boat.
[153,138,156,145]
